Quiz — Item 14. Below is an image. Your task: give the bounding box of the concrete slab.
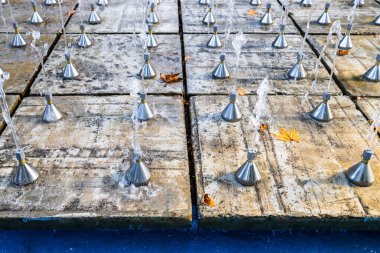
[0,95,20,131]
[181,0,299,34]
[282,0,380,35]
[65,0,179,34]
[0,95,191,229]
[309,35,380,97]
[31,34,183,95]
[0,34,56,94]
[191,95,380,230]
[0,0,77,34]
[185,33,341,95]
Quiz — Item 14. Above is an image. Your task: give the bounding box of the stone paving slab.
[31,34,183,95]
[0,34,56,94]
[356,97,380,120]
[309,35,380,97]
[0,0,77,34]
[185,33,341,95]
[0,95,191,229]
[191,95,380,230]
[182,0,299,34]
[0,95,20,131]
[65,0,179,34]
[282,0,380,35]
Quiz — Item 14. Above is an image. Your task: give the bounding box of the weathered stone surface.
[357,97,380,119]
[0,34,56,94]
[281,0,380,35]
[191,95,380,229]
[309,35,380,97]
[0,95,191,229]
[0,0,76,34]
[181,0,299,34]
[0,95,20,131]
[31,34,183,95]
[185,33,341,95]
[66,0,179,34]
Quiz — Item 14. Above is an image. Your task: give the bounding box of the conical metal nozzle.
[13,149,39,186]
[221,91,242,122]
[260,3,273,25]
[123,154,151,186]
[42,94,63,123]
[317,3,331,25]
[309,92,333,122]
[146,3,159,24]
[202,4,216,25]
[300,0,313,7]
[338,24,353,50]
[88,3,102,24]
[77,24,93,48]
[212,53,230,79]
[1,0,7,4]
[272,24,288,49]
[206,25,222,48]
[44,0,57,5]
[374,15,380,26]
[235,149,261,186]
[199,0,209,5]
[363,54,380,82]
[146,23,158,48]
[352,0,364,7]
[11,22,27,48]
[137,92,154,121]
[96,0,108,6]
[30,1,44,24]
[287,52,306,80]
[139,52,156,79]
[345,149,374,187]
[63,53,79,80]
[250,0,261,5]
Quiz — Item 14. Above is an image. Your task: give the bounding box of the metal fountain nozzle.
[42,93,63,123]
[212,53,230,79]
[146,2,159,24]
[11,22,27,48]
[272,24,288,49]
[309,92,333,122]
[88,3,102,25]
[316,3,331,25]
[123,154,151,187]
[13,149,39,186]
[63,52,80,80]
[96,0,108,6]
[338,24,353,50]
[235,149,262,186]
[250,0,261,6]
[45,0,57,6]
[260,3,273,25]
[30,1,44,25]
[206,25,222,48]
[77,24,93,48]
[147,23,158,48]
[300,0,313,7]
[363,54,380,82]
[345,149,375,187]
[221,91,242,122]
[374,15,380,26]
[137,92,154,122]
[139,52,156,79]
[199,0,209,5]
[287,52,307,80]
[202,3,216,25]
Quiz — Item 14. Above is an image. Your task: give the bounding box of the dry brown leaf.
[237,87,247,96]
[273,128,301,142]
[160,73,183,83]
[181,98,189,105]
[247,10,257,15]
[65,10,76,16]
[201,194,216,207]
[184,55,192,62]
[259,124,269,132]
[337,50,350,56]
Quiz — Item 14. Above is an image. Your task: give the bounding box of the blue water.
[0,229,379,252]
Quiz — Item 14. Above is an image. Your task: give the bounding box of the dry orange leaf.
[247,9,257,15]
[201,194,216,207]
[259,124,269,132]
[184,55,192,62]
[181,98,189,105]
[160,73,183,83]
[65,10,75,16]
[237,87,247,96]
[273,128,301,143]
[337,50,350,56]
